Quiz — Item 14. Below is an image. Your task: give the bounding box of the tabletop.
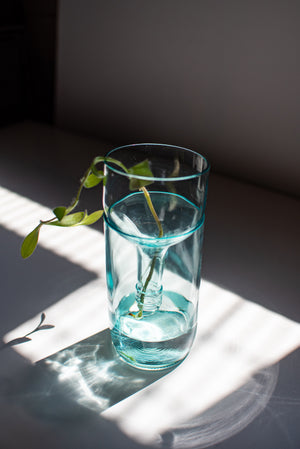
[0,122,299,449]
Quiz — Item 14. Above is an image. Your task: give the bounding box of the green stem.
[137,254,158,317]
[40,217,57,225]
[136,187,164,318]
[140,186,163,238]
[66,165,93,213]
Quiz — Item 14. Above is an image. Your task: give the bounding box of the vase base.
[110,290,197,371]
[111,320,196,371]
[117,350,185,371]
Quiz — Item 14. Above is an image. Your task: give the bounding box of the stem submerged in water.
[137,253,159,318]
[135,187,164,318]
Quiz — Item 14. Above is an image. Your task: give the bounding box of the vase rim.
[105,143,210,181]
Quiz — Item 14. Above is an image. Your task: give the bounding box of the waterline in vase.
[107,191,203,248]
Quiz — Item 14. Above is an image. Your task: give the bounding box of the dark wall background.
[1,1,300,197]
[56,0,300,197]
[0,0,57,126]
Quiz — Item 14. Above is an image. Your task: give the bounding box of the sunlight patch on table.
[3,278,109,362]
[103,281,300,445]
[1,185,300,447]
[0,185,104,274]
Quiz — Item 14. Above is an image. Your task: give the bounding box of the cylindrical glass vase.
[103,144,210,370]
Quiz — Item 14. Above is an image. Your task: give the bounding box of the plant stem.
[139,186,163,238]
[137,254,159,317]
[67,165,93,213]
[136,187,164,318]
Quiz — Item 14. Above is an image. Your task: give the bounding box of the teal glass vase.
[103,144,210,370]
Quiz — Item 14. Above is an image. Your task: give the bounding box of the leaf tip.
[21,225,41,259]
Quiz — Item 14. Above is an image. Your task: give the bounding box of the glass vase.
[103,144,210,370]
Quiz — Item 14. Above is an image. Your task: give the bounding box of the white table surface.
[0,122,299,449]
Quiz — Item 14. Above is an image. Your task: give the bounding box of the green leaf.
[21,225,41,258]
[84,173,103,188]
[128,159,153,177]
[104,157,129,174]
[91,156,106,178]
[128,159,154,190]
[80,210,103,225]
[50,211,85,227]
[53,206,67,220]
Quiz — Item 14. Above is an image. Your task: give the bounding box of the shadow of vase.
[3,328,174,423]
[2,327,279,448]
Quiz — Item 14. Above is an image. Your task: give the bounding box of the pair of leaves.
[26,312,54,336]
[2,313,54,349]
[51,208,103,227]
[21,209,103,258]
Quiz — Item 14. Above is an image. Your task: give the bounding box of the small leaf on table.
[38,324,55,330]
[7,337,32,346]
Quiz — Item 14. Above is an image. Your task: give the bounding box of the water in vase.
[105,191,204,370]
